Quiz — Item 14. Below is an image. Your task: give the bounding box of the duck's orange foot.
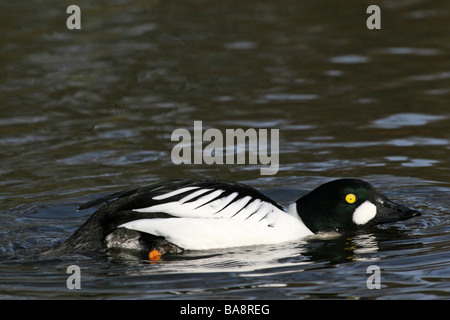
[148,249,162,261]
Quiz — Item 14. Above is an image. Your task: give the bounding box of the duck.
[56,178,420,259]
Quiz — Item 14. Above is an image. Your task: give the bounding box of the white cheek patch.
[352,201,377,225]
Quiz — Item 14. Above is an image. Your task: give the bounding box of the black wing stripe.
[193,195,234,211]
[210,192,240,215]
[244,200,264,220]
[214,193,250,215]
[180,189,222,205]
[229,196,253,218]
[152,186,201,201]
[190,190,227,210]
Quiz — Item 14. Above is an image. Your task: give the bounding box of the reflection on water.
[0,0,449,299]
[369,113,447,129]
[347,234,380,260]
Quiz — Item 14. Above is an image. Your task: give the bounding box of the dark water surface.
[1,0,449,299]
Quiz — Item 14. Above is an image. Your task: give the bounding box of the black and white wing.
[78,179,312,250]
[134,180,285,220]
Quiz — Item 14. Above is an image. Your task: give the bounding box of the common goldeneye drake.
[57,178,420,259]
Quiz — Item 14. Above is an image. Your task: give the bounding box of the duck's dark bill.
[373,195,421,224]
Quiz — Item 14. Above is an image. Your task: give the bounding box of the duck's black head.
[295,179,421,234]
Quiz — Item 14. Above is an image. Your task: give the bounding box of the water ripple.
[369,113,447,129]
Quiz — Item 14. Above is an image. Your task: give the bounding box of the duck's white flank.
[120,215,312,250]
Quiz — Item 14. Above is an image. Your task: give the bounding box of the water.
[1,0,449,300]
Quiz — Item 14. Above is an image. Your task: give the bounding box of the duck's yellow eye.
[345,193,357,204]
